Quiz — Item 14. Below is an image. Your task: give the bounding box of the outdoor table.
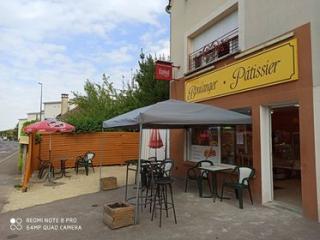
[55,158,71,179]
[124,159,162,203]
[124,159,148,202]
[198,163,236,202]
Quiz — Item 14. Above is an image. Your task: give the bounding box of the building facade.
[19,94,75,144]
[43,93,73,119]
[27,112,44,121]
[169,0,319,221]
[25,94,73,122]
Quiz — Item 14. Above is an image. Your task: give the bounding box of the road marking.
[0,151,18,165]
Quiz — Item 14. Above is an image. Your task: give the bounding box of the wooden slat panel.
[31,132,139,169]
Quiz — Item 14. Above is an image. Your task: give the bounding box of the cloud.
[0,0,170,130]
[0,0,165,40]
[140,29,170,59]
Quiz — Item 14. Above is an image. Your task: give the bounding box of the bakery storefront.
[170,24,318,220]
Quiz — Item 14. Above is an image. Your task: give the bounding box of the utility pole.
[38,82,43,121]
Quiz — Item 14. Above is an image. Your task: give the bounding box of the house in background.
[18,94,76,143]
[44,93,74,119]
[26,112,44,121]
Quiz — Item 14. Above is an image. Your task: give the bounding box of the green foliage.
[63,55,169,132]
[20,120,37,137]
[18,145,23,173]
[21,120,42,144]
[0,124,18,141]
[63,74,120,132]
[134,55,169,107]
[35,134,42,144]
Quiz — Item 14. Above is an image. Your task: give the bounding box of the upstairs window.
[188,11,239,73]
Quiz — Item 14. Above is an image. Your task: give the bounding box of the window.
[188,127,221,163]
[220,125,252,167]
[187,124,252,167]
[188,11,239,72]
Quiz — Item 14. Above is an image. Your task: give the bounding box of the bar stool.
[143,159,163,212]
[151,159,177,227]
[151,178,177,227]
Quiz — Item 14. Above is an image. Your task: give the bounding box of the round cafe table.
[55,158,71,179]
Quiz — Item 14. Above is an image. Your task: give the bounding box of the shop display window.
[189,127,220,163]
[189,125,252,167]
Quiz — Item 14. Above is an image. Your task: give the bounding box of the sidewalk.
[1,180,319,240]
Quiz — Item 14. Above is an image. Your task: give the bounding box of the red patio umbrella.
[148,129,163,160]
[22,119,75,189]
[24,119,75,134]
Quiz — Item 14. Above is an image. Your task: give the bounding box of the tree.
[63,74,120,132]
[63,55,169,132]
[0,123,19,141]
[134,55,169,107]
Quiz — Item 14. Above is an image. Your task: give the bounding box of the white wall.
[313,86,320,222]
[171,0,236,78]
[191,11,238,51]
[27,113,39,121]
[44,102,61,119]
[260,106,273,203]
[239,0,320,87]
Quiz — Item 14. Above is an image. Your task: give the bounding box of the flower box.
[100,177,117,191]
[103,202,134,229]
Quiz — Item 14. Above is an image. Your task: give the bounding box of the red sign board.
[155,60,172,81]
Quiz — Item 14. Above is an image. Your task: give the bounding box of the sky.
[0,0,170,130]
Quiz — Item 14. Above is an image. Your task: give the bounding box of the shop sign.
[155,60,172,81]
[185,38,298,102]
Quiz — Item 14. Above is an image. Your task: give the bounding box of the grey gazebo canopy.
[102,99,251,224]
[102,99,251,129]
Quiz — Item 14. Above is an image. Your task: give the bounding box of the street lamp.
[38,82,43,121]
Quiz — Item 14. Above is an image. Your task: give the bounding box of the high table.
[124,159,148,202]
[55,158,71,179]
[124,159,139,202]
[124,159,160,203]
[198,163,236,202]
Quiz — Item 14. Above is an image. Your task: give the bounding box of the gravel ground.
[2,165,136,213]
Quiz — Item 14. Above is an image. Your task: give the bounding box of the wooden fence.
[31,132,139,170]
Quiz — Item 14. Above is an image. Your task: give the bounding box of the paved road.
[0,139,19,174]
[0,140,20,212]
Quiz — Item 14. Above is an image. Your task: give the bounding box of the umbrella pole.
[155,129,157,160]
[48,134,52,182]
[100,127,104,189]
[135,123,143,224]
[165,129,168,159]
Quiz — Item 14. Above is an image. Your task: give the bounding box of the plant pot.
[103,202,134,229]
[100,177,117,191]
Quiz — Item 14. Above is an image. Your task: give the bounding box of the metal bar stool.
[150,159,177,227]
[151,178,177,227]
